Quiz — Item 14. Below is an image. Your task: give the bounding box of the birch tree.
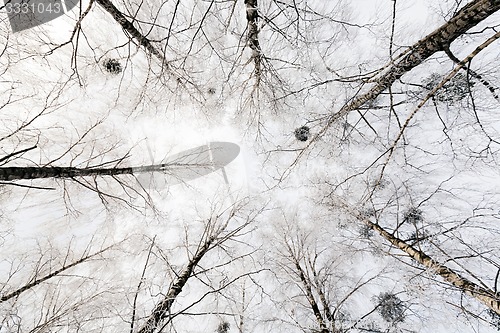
[281,0,500,326]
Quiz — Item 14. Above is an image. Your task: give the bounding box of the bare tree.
[335,197,500,315]
[265,211,409,333]
[286,0,500,171]
[127,201,264,333]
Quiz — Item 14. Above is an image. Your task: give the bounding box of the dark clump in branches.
[422,72,474,103]
[374,292,406,323]
[216,321,230,333]
[103,58,122,74]
[403,207,423,225]
[295,126,310,142]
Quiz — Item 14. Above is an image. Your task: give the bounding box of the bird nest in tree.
[374,292,406,323]
[294,126,310,141]
[103,58,122,74]
[422,72,474,103]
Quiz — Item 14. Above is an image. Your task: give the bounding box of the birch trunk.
[136,236,216,333]
[326,0,500,127]
[341,202,500,315]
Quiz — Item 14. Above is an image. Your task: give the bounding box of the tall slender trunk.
[0,163,205,181]
[0,164,186,181]
[245,0,262,81]
[326,0,500,126]
[294,260,329,333]
[340,201,500,315]
[0,166,133,180]
[94,0,165,62]
[136,236,216,333]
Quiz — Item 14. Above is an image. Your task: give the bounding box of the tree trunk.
[136,236,216,333]
[244,0,262,80]
[0,166,133,180]
[341,202,500,315]
[326,0,500,126]
[0,163,207,181]
[94,0,165,62]
[294,260,329,333]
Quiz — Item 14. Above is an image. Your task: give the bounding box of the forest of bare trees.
[1,0,499,332]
